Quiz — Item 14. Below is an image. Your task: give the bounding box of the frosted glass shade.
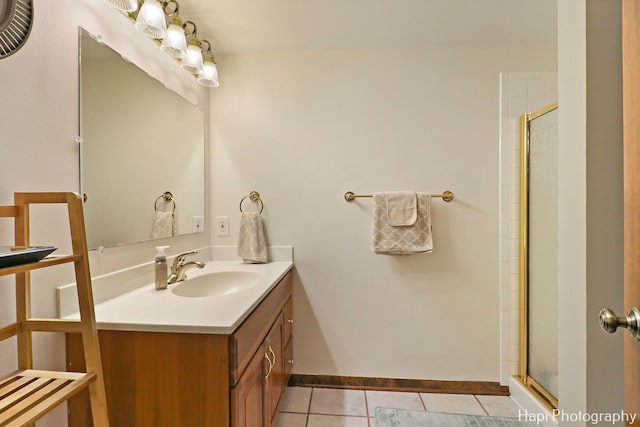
[198,61,219,87]
[104,0,138,12]
[161,22,187,59]
[181,43,203,74]
[135,0,166,39]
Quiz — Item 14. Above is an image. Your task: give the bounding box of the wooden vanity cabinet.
[67,270,293,427]
[231,297,292,427]
[233,314,285,427]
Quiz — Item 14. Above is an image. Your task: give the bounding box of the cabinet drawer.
[230,271,292,385]
[283,297,293,344]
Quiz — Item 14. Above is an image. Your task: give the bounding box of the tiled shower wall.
[498,72,557,385]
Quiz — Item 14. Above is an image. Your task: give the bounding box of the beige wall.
[210,45,556,380]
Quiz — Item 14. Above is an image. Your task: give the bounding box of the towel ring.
[239,191,264,214]
[154,191,176,213]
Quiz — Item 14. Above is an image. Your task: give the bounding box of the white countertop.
[59,247,293,335]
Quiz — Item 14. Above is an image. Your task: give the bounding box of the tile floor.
[275,387,522,427]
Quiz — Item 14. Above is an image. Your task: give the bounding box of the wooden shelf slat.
[0,323,20,342]
[0,255,81,278]
[0,370,95,426]
[24,319,82,333]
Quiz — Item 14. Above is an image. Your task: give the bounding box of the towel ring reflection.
[154,191,176,213]
[239,191,264,214]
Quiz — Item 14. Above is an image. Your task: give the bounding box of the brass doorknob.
[599,307,640,340]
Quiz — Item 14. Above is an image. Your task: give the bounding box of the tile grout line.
[418,392,428,411]
[304,387,314,427]
[473,395,490,416]
[364,390,371,427]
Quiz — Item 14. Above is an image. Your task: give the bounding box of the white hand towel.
[237,212,268,263]
[151,211,177,239]
[372,192,432,255]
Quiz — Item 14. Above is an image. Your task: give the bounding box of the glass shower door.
[519,103,559,406]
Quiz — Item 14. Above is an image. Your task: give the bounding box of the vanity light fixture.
[104,0,220,87]
[198,41,219,88]
[135,0,166,39]
[180,22,203,74]
[104,0,138,12]
[181,37,203,74]
[160,13,187,58]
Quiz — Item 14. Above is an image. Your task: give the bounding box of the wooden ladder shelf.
[0,192,109,427]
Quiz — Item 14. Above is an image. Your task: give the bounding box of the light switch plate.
[192,216,205,233]
[216,216,229,236]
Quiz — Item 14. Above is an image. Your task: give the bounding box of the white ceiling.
[177,0,557,55]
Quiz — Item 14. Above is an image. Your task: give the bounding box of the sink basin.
[171,271,264,298]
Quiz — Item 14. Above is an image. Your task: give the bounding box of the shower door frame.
[517,102,559,411]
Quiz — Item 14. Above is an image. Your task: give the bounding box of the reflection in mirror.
[79,27,205,250]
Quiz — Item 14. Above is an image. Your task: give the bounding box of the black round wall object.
[0,0,33,59]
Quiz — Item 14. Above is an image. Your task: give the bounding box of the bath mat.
[375,408,540,427]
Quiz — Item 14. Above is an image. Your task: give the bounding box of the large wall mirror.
[79,27,205,250]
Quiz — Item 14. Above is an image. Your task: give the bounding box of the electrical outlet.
[216,216,229,236]
[192,216,204,233]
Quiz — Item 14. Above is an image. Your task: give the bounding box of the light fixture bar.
[104,0,220,87]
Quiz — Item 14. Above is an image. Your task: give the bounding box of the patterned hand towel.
[237,212,268,263]
[151,211,177,239]
[372,192,432,254]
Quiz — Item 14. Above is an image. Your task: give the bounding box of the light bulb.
[181,40,203,74]
[104,0,138,12]
[135,0,166,39]
[198,53,219,87]
[161,17,187,59]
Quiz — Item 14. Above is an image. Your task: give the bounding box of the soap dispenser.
[155,246,170,290]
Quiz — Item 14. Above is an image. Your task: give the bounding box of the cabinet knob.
[288,359,294,365]
[287,319,294,324]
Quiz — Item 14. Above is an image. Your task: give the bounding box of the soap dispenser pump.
[155,245,170,290]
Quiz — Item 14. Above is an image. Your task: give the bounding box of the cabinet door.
[232,346,267,427]
[264,314,284,426]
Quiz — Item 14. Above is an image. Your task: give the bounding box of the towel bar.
[344,191,454,202]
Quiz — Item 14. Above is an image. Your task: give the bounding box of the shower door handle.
[599,307,640,340]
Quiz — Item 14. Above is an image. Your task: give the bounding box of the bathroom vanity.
[64,261,293,427]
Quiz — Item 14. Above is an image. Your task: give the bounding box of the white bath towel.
[237,212,268,263]
[372,191,432,255]
[151,211,177,239]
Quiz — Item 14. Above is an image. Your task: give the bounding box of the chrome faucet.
[168,251,205,284]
